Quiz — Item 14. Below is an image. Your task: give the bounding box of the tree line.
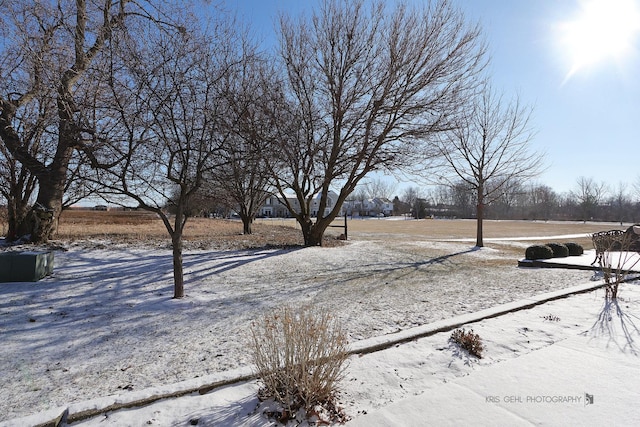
[1,0,544,297]
[397,176,640,224]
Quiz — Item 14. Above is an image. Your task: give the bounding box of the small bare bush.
[450,328,484,358]
[595,229,640,299]
[249,305,349,423]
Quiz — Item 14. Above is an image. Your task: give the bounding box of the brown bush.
[450,328,484,358]
[249,305,349,423]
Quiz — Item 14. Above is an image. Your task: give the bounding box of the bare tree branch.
[268,0,486,245]
[433,82,544,246]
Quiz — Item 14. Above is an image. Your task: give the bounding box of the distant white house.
[343,197,394,217]
[259,191,344,218]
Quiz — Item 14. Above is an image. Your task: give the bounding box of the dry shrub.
[249,305,349,423]
[450,328,484,358]
[595,229,640,299]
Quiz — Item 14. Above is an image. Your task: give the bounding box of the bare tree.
[0,144,37,240]
[402,186,427,219]
[363,178,398,200]
[209,148,272,234]
[347,186,369,216]
[634,175,640,202]
[211,58,277,234]
[434,83,543,246]
[572,176,608,222]
[64,151,103,208]
[487,179,525,219]
[526,183,557,221]
[608,182,630,225]
[429,185,453,208]
[449,181,476,218]
[267,0,486,246]
[91,14,247,298]
[0,0,183,243]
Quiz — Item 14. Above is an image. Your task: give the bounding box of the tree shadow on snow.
[181,246,303,282]
[324,246,482,287]
[585,297,640,356]
[0,246,302,355]
[174,387,261,427]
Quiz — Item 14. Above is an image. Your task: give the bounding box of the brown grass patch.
[9,210,620,251]
[340,218,610,240]
[55,213,306,250]
[334,217,605,252]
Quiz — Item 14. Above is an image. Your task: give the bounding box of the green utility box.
[0,251,54,282]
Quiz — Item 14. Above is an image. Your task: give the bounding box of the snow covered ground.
[2,237,638,425]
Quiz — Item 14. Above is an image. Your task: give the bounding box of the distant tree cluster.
[392,177,640,225]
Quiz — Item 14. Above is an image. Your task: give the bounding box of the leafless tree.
[211,58,277,234]
[608,182,630,225]
[572,176,608,222]
[434,83,543,246]
[268,0,486,246]
[525,183,557,221]
[91,14,247,298]
[210,142,272,234]
[0,144,37,240]
[345,187,368,216]
[363,178,398,200]
[402,186,427,219]
[63,152,101,208]
[633,175,640,204]
[486,179,525,219]
[428,185,453,207]
[0,0,184,243]
[449,181,476,218]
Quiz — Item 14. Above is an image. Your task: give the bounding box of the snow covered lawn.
[57,279,640,426]
[2,237,631,425]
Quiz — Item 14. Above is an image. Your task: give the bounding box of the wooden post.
[344,212,348,240]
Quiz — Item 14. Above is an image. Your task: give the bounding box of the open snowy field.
[2,218,638,425]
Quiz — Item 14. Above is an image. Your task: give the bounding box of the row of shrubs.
[525,242,584,260]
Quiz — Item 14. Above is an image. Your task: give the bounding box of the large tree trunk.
[299,217,320,246]
[299,217,330,247]
[6,197,30,242]
[240,213,253,235]
[12,90,76,243]
[0,111,65,243]
[16,178,66,243]
[307,226,325,246]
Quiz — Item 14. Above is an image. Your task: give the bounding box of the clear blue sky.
[220,0,640,197]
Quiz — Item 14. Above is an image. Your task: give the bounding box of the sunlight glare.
[559,0,640,81]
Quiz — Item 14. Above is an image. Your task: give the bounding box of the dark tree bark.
[0,144,37,241]
[476,186,485,247]
[170,200,187,299]
[268,0,486,245]
[0,1,180,242]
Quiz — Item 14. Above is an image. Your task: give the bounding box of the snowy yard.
[2,235,636,425]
